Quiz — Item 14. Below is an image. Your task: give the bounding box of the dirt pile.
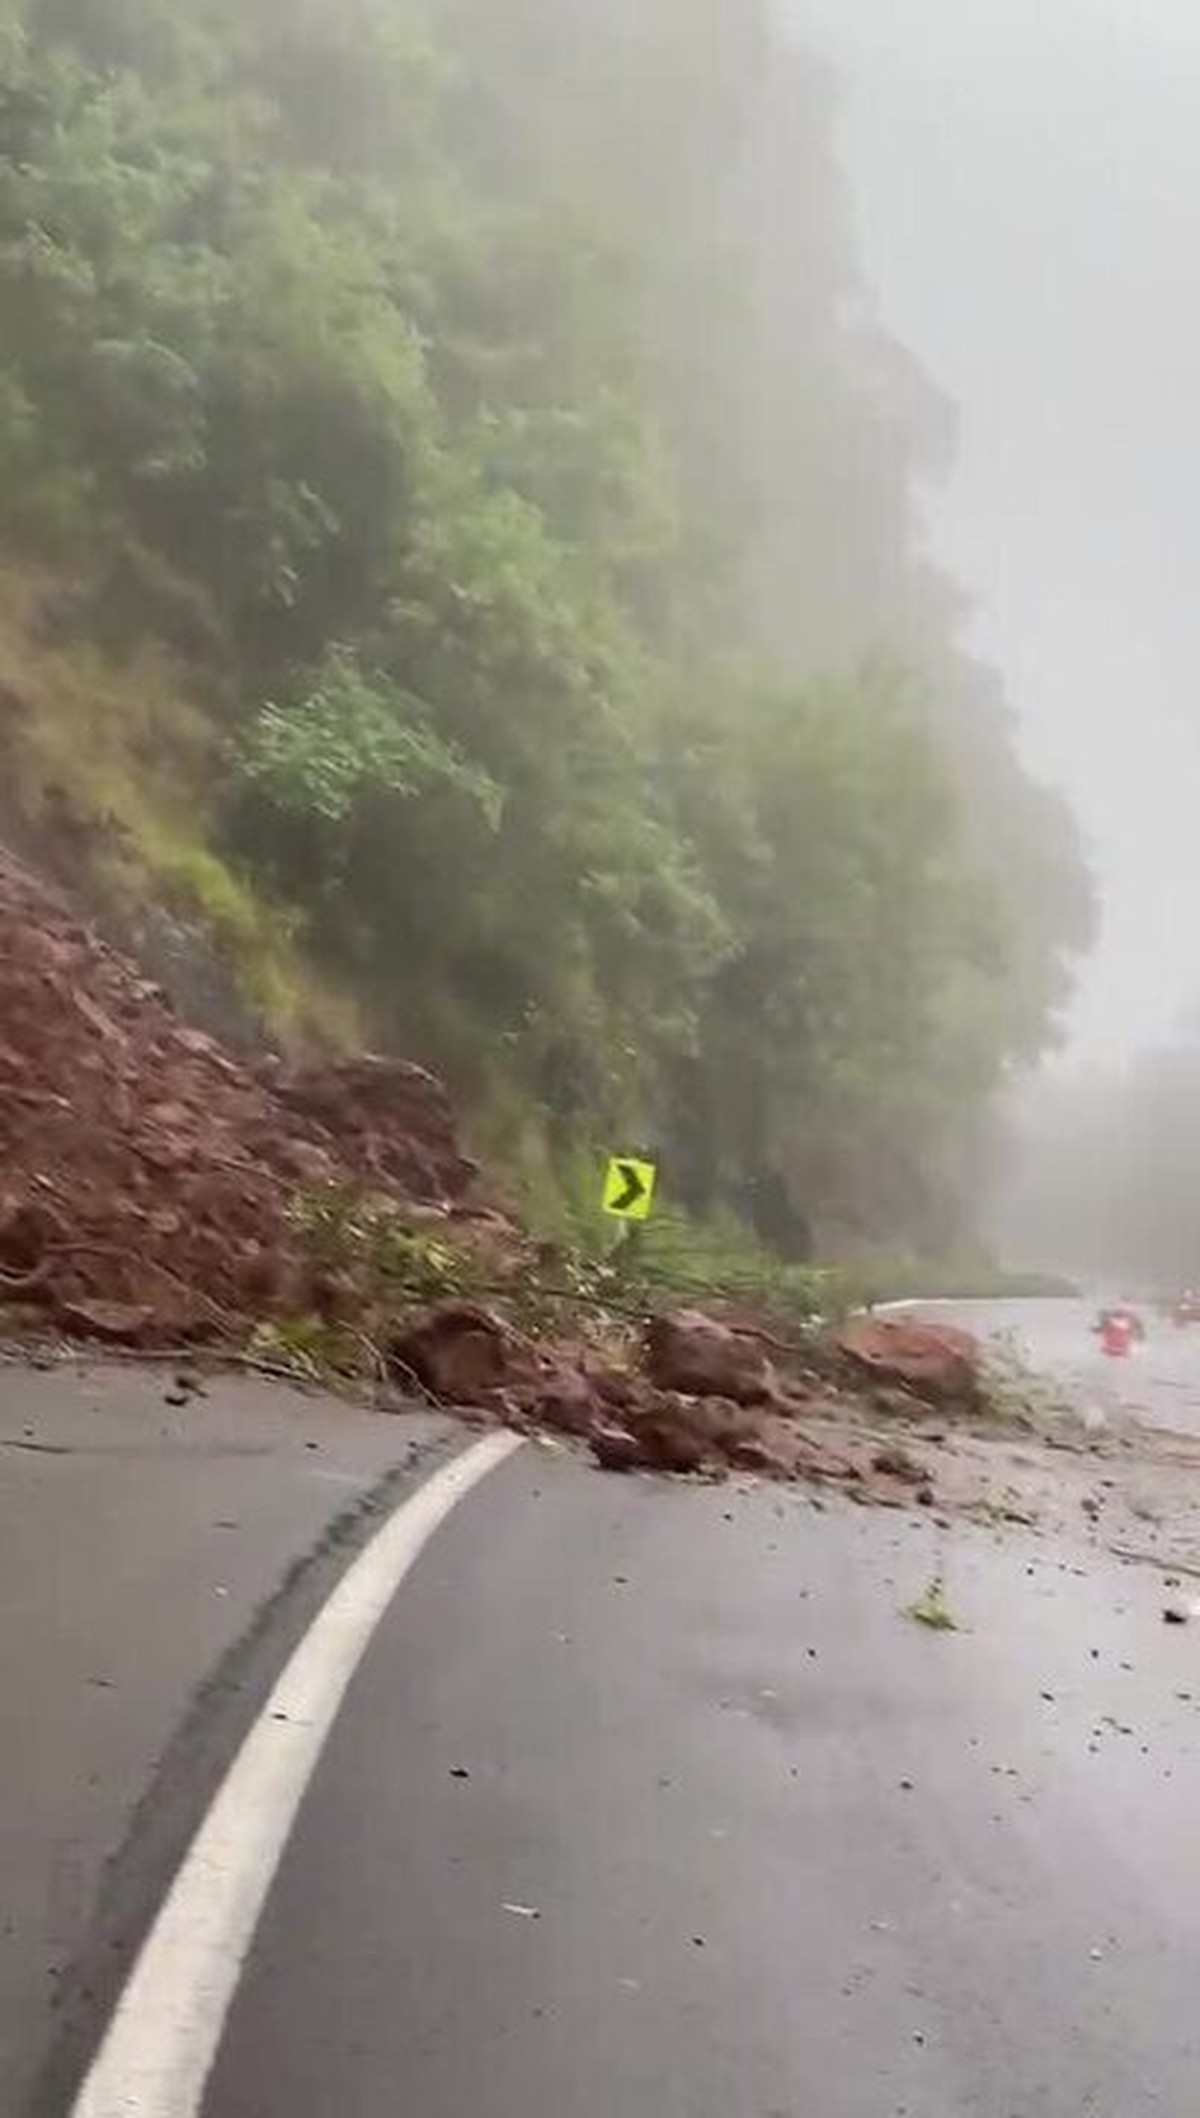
[0,850,477,1341]
[389,1301,961,1500]
[269,1055,478,1205]
[0,846,992,1505]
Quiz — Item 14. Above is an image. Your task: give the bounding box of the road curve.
[196,1448,1200,2118]
[11,1344,1200,2117]
[897,1295,1200,1436]
[0,1360,458,2117]
[70,1433,521,2118]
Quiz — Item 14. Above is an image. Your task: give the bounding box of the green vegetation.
[857,1257,1081,1306]
[269,1178,837,1384]
[906,1578,961,1633]
[0,0,1094,1258]
[0,570,366,1040]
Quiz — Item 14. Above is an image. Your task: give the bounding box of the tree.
[0,0,1094,1253]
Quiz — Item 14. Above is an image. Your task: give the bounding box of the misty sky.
[785,0,1200,1058]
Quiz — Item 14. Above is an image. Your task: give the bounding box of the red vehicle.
[1094,1306,1146,1358]
[1100,1312,1134,1358]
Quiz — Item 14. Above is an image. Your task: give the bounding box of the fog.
[788,0,1200,1062]
[0,0,1169,1274]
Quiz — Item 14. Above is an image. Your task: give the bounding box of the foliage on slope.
[0,569,363,1044]
[0,0,1094,1253]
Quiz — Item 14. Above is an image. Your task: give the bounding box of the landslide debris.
[834,1315,983,1409]
[0,849,476,1342]
[388,1300,955,1500]
[0,846,998,1507]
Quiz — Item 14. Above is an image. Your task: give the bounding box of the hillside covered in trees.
[0,0,1094,1261]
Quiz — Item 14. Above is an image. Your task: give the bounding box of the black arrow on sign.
[610,1161,647,1214]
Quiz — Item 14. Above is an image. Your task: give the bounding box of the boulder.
[590,1425,645,1474]
[645,1310,777,1404]
[835,1317,980,1407]
[589,1364,641,1416]
[520,1363,598,1437]
[587,1395,723,1478]
[628,1401,717,1476]
[870,1443,928,1485]
[390,1303,530,1402]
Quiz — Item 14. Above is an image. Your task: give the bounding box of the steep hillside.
[0,841,477,1338]
[0,567,364,1046]
[0,0,1094,1258]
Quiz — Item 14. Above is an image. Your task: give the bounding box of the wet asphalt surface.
[201,1444,1200,2118]
[915,1297,1200,1437]
[9,1321,1200,2115]
[0,1361,455,2116]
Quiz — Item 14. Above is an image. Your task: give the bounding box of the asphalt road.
[904,1296,1200,1435]
[195,1451,1200,2118]
[0,1360,456,2116]
[10,1340,1200,2117]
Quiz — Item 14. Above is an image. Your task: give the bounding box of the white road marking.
[71,1430,523,2118]
[872,1297,953,1313]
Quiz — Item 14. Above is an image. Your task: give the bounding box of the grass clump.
[906,1577,961,1633]
[0,566,364,1050]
